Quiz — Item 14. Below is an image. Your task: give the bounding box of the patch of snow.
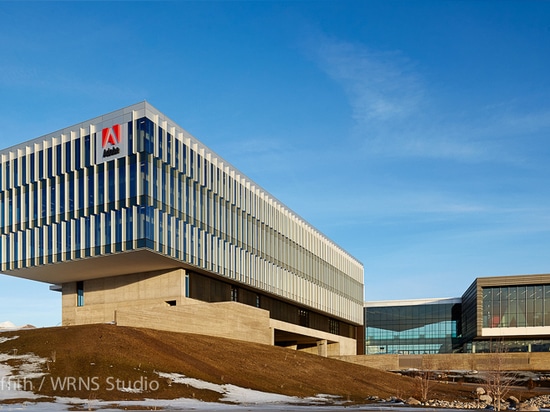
[158,372,343,405]
[117,386,143,394]
[220,383,310,404]
[159,372,225,393]
[0,336,18,344]
[0,351,48,400]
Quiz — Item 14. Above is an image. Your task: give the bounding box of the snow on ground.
[0,350,48,400]
[0,336,18,345]
[0,354,375,410]
[158,372,345,405]
[0,397,479,411]
[0,399,263,411]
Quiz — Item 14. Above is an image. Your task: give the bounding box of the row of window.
[366,322,457,340]
[482,285,550,328]
[138,118,362,283]
[0,157,362,304]
[365,321,458,355]
[365,304,460,326]
[0,135,94,190]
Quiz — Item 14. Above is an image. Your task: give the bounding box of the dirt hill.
[0,324,473,404]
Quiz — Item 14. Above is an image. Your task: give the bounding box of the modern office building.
[0,102,364,356]
[461,274,550,353]
[364,298,462,354]
[364,274,550,354]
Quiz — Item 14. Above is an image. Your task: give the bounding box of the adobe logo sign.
[96,123,127,163]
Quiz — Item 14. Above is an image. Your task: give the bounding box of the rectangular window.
[129,156,137,199]
[0,192,4,229]
[231,286,238,302]
[97,163,105,206]
[30,153,35,183]
[115,209,123,252]
[184,273,190,298]
[140,156,149,197]
[329,319,339,335]
[167,132,172,163]
[59,176,65,215]
[175,140,180,170]
[13,159,18,187]
[49,180,56,218]
[65,141,71,173]
[21,156,26,184]
[56,144,62,175]
[118,158,126,203]
[105,213,111,252]
[88,170,95,210]
[153,159,158,201]
[126,207,133,244]
[84,216,91,255]
[6,161,10,189]
[108,161,115,205]
[84,135,91,167]
[76,281,84,307]
[75,138,81,170]
[68,175,75,216]
[75,218,81,251]
[78,170,84,214]
[47,147,53,177]
[127,120,133,153]
[299,309,309,327]
[158,125,164,159]
[38,150,44,180]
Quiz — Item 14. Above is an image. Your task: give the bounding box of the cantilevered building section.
[0,102,364,355]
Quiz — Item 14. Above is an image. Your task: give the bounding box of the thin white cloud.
[313,37,423,123]
[307,35,486,160]
[307,34,550,163]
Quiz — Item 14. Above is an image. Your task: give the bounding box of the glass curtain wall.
[482,285,550,328]
[365,302,461,354]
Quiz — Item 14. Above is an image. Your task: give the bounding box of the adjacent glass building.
[365,274,550,354]
[461,274,550,353]
[364,298,462,354]
[0,102,364,354]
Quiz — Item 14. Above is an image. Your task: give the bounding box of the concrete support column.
[317,339,328,357]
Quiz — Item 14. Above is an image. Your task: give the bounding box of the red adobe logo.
[102,124,122,147]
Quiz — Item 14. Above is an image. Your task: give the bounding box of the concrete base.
[270,319,356,356]
[116,301,273,345]
[61,268,357,356]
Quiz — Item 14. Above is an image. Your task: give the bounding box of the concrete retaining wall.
[116,301,273,345]
[334,352,550,371]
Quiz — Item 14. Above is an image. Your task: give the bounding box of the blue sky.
[1,1,550,327]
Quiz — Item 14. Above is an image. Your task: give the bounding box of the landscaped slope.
[0,324,472,403]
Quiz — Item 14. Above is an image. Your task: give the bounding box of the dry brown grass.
[0,324,474,403]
